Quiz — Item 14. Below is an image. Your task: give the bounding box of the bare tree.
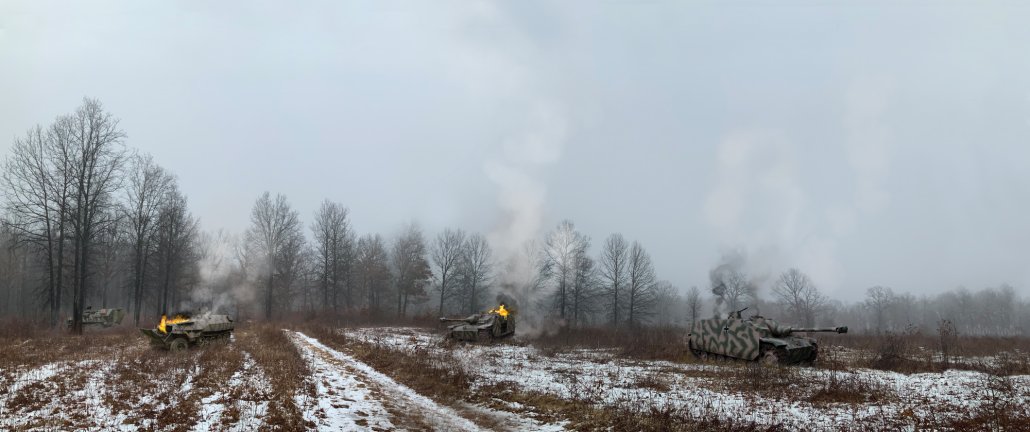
[457,233,492,314]
[569,252,600,327]
[431,228,465,316]
[711,268,755,315]
[651,281,681,325]
[865,285,895,333]
[2,125,63,326]
[355,233,390,313]
[772,268,827,327]
[1,118,82,327]
[390,224,431,317]
[543,220,589,319]
[93,217,126,309]
[246,192,302,319]
[273,222,307,315]
[123,153,172,325]
[599,233,629,327]
[626,241,657,327]
[685,285,703,323]
[67,98,127,334]
[153,187,198,316]
[311,200,353,313]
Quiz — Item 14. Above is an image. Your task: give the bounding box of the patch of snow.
[345,326,1030,430]
[290,330,484,431]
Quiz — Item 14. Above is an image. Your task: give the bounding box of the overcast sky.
[2,1,1029,301]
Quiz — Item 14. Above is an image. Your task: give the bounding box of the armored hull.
[140,313,234,351]
[66,307,125,329]
[441,305,515,342]
[687,308,847,365]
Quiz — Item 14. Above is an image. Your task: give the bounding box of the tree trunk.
[265,266,273,319]
[438,272,447,317]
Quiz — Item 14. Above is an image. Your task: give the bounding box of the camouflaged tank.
[140,313,234,351]
[440,304,515,342]
[687,307,847,364]
[66,306,126,328]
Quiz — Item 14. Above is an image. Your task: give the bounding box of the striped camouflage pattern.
[688,313,848,363]
[688,317,763,360]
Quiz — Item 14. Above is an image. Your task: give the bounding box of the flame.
[157,314,190,333]
[488,304,510,318]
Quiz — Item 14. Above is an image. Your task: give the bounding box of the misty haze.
[1,2,1029,431]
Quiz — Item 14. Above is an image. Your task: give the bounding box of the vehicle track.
[288,330,483,431]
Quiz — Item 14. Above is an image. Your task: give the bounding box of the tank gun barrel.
[439,315,477,323]
[790,326,848,334]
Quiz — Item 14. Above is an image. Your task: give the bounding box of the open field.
[2,323,1029,431]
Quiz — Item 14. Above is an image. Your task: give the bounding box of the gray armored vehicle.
[66,307,126,329]
[687,307,847,364]
[140,313,234,351]
[440,304,515,342]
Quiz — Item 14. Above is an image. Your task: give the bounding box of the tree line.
[1,98,1028,337]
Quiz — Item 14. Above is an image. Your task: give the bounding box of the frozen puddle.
[289,331,483,431]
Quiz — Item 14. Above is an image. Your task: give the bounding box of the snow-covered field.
[345,327,1030,431]
[2,327,1028,431]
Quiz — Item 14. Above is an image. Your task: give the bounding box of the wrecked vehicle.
[440,304,515,342]
[66,306,126,329]
[687,307,847,364]
[140,313,234,351]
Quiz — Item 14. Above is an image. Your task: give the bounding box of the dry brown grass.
[0,325,138,373]
[302,324,774,432]
[234,323,314,431]
[820,331,1030,375]
[1,321,310,430]
[301,324,475,403]
[529,326,696,362]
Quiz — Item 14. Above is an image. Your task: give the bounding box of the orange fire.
[157,314,190,333]
[488,304,510,318]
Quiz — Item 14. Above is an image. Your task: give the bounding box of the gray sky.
[2,1,1029,301]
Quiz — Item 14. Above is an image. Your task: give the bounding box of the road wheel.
[804,344,819,365]
[761,348,780,365]
[168,337,188,352]
[688,340,707,360]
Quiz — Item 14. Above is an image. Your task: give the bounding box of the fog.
[3,1,1029,302]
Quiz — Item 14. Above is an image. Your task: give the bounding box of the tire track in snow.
[288,330,483,432]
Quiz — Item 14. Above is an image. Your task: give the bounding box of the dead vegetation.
[528,326,695,362]
[1,322,313,431]
[4,320,1030,431]
[234,324,314,431]
[820,330,1030,375]
[304,323,775,431]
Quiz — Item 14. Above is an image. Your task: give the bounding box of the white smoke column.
[442,2,570,326]
[703,77,894,299]
[485,101,567,262]
[189,229,255,315]
[483,93,568,333]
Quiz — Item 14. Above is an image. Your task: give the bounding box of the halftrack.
[140,313,234,351]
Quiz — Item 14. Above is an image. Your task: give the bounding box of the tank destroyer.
[687,307,847,364]
[66,306,126,329]
[440,304,515,342]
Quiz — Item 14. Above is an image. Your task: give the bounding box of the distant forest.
[1,98,1028,336]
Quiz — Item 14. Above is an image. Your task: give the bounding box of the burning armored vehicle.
[440,304,515,342]
[66,306,126,329]
[140,313,234,351]
[687,307,847,364]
